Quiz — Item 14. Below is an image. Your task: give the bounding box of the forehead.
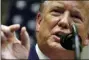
[49,1,78,6]
[44,1,82,10]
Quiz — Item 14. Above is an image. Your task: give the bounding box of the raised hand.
[1,24,30,59]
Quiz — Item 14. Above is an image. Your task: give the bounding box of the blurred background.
[1,0,42,46]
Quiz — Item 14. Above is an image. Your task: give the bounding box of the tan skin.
[1,25,30,59]
[36,1,89,59]
[1,1,89,60]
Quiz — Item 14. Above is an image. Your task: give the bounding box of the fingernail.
[22,27,26,31]
[15,24,20,27]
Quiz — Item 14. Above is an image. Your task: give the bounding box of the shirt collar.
[35,44,50,59]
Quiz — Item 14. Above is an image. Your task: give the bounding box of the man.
[1,0,89,60]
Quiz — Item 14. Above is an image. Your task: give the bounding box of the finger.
[83,34,89,46]
[1,25,11,38]
[84,39,89,46]
[1,31,7,43]
[10,32,21,44]
[9,24,20,32]
[77,26,88,46]
[1,25,10,34]
[1,24,21,43]
[20,27,30,50]
[1,31,8,48]
[1,24,20,38]
[82,33,88,46]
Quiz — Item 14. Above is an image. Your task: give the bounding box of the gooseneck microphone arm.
[72,24,81,60]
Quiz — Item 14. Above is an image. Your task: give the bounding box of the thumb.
[20,27,30,51]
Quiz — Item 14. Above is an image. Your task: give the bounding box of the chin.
[47,42,75,59]
[48,40,75,52]
[47,40,64,50]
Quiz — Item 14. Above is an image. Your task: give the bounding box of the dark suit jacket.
[28,44,39,60]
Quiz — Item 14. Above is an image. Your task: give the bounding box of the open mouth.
[55,32,75,50]
[54,31,82,51]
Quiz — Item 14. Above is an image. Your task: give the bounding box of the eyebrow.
[51,6,81,17]
[50,3,80,13]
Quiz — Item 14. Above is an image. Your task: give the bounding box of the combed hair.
[39,0,46,12]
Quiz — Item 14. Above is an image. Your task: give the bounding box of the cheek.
[40,16,59,33]
[45,16,59,31]
[77,24,87,41]
[38,17,59,42]
[38,20,52,43]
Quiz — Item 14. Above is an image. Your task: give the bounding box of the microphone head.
[60,24,82,51]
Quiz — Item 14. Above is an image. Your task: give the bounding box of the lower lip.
[53,35,61,42]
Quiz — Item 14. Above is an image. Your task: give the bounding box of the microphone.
[60,24,82,60]
[72,24,82,60]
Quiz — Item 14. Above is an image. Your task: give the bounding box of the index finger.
[1,24,20,35]
[9,24,20,32]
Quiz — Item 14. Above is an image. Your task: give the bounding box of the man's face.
[36,1,89,58]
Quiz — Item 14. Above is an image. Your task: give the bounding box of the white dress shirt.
[35,44,50,59]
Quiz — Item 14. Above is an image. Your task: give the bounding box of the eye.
[71,14,82,23]
[51,9,64,16]
[71,15,80,19]
[71,12,82,21]
[54,9,64,13]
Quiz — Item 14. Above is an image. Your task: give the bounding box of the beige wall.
[81,45,89,59]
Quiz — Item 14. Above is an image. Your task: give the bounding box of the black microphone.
[59,24,82,60]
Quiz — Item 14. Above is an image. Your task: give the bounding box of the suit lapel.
[28,45,39,60]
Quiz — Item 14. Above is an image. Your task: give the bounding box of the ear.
[36,12,42,32]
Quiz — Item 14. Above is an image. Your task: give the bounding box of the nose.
[58,11,70,29]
